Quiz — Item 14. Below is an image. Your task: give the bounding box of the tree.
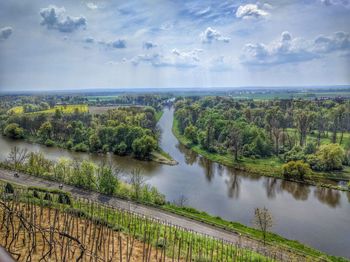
[97,164,119,195]
[129,168,146,201]
[4,123,24,139]
[7,146,28,169]
[252,207,273,245]
[132,135,157,159]
[294,110,314,146]
[227,123,243,161]
[184,124,198,144]
[315,144,345,171]
[38,121,53,141]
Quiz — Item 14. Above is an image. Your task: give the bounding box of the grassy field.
[7,104,88,115]
[172,117,350,190]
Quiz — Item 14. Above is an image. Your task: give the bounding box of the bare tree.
[7,146,28,169]
[173,194,188,207]
[252,207,274,245]
[129,168,146,201]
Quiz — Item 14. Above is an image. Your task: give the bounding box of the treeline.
[1,105,160,160]
[175,97,350,178]
[2,147,165,206]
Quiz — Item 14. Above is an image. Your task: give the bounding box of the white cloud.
[143,41,157,49]
[40,5,87,33]
[0,26,13,40]
[130,49,202,68]
[313,31,350,53]
[320,0,350,8]
[98,39,127,49]
[241,31,318,65]
[200,27,230,44]
[209,56,233,71]
[236,4,269,19]
[86,2,98,10]
[241,31,350,66]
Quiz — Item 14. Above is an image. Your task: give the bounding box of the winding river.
[0,107,349,258]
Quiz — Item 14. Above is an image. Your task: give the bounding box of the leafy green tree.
[315,144,345,171]
[97,165,119,195]
[4,123,24,139]
[38,121,53,141]
[294,110,314,146]
[132,135,157,159]
[184,124,198,144]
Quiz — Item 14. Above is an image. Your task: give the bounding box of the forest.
[0,95,169,161]
[174,96,350,182]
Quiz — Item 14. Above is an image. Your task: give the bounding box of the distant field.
[229,91,350,100]
[7,104,88,115]
[86,95,119,101]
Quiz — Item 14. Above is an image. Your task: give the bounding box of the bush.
[282,160,312,180]
[113,142,127,155]
[284,146,305,162]
[4,123,24,139]
[4,183,14,194]
[310,144,345,171]
[72,143,89,152]
[45,139,55,147]
[44,192,52,201]
[58,193,72,205]
[33,190,40,199]
[303,142,316,155]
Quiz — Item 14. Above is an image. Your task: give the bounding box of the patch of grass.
[151,149,177,165]
[7,106,24,114]
[163,204,348,262]
[7,104,88,115]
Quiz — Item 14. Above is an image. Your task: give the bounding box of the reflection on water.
[314,188,341,208]
[0,107,349,258]
[281,180,311,201]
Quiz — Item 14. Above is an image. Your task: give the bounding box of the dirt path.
[0,168,309,261]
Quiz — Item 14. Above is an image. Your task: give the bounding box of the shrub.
[4,183,14,194]
[33,190,40,199]
[45,139,55,147]
[72,143,89,152]
[44,192,52,201]
[58,193,72,205]
[282,160,312,180]
[4,123,24,139]
[284,146,305,162]
[311,144,345,171]
[113,142,127,155]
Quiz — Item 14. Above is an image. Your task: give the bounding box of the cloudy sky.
[0,0,349,91]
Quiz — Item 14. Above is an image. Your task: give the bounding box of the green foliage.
[5,182,14,193]
[72,143,89,152]
[97,165,118,195]
[282,160,312,180]
[184,124,198,144]
[113,141,128,155]
[311,144,345,171]
[4,123,24,139]
[284,146,305,162]
[132,135,157,159]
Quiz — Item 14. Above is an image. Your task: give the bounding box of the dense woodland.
[0,95,169,160]
[175,97,350,178]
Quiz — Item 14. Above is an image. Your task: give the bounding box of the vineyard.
[0,182,278,262]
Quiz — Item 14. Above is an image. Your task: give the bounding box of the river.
[0,107,349,258]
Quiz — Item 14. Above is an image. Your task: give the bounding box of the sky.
[0,0,349,91]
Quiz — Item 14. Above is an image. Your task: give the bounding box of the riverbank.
[0,168,347,262]
[172,117,350,192]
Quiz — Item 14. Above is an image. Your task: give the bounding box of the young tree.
[7,146,28,169]
[97,164,119,195]
[129,168,146,201]
[294,110,314,146]
[252,207,274,245]
[227,123,243,161]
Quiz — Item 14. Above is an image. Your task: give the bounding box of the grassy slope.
[162,205,348,262]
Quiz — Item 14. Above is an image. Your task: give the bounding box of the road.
[0,168,308,261]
